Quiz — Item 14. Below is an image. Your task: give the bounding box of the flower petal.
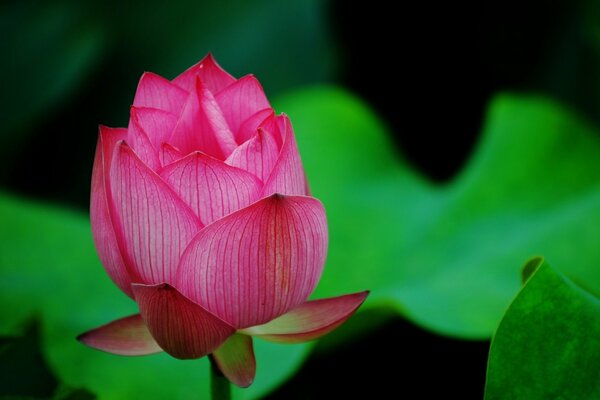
[176,194,328,329]
[242,291,369,343]
[173,54,235,94]
[132,283,235,359]
[91,126,133,297]
[225,128,279,182]
[161,152,262,225]
[77,314,162,356]
[169,79,237,158]
[133,72,188,116]
[262,115,309,196]
[110,142,203,285]
[215,75,271,138]
[235,108,274,144]
[159,143,184,167]
[127,111,160,171]
[212,334,256,388]
[130,106,178,150]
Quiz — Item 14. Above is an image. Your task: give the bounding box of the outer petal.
[212,334,256,388]
[225,128,279,182]
[242,291,369,343]
[91,126,133,297]
[132,283,235,359]
[262,115,308,196]
[173,54,235,94]
[169,79,237,158]
[215,75,271,139]
[130,107,178,150]
[133,72,188,116]
[161,152,262,225]
[110,142,203,285]
[235,108,274,145]
[77,314,162,356]
[176,194,328,329]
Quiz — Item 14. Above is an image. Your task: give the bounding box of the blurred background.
[2,0,600,398]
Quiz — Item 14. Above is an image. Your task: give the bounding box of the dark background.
[3,0,599,398]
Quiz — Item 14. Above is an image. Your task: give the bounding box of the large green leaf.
[0,194,309,399]
[275,87,600,338]
[485,258,600,399]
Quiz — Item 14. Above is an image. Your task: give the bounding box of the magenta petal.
[242,291,369,343]
[91,126,133,297]
[215,75,271,138]
[169,79,237,158]
[212,334,256,388]
[262,115,309,196]
[173,54,236,94]
[130,107,178,150]
[159,143,185,166]
[77,314,162,356]
[132,283,235,359]
[110,142,203,284]
[235,108,274,144]
[161,152,262,225]
[127,111,160,171]
[225,128,279,182]
[133,72,188,116]
[176,194,328,329]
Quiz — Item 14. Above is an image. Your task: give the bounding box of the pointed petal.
[173,54,235,94]
[262,115,308,196]
[235,108,274,144]
[130,106,178,149]
[110,142,203,285]
[212,334,256,388]
[132,283,235,359]
[159,143,184,166]
[127,111,160,171]
[170,79,237,158]
[215,75,271,138]
[91,126,133,297]
[161,152,262,225]
[133,72,188,116]
[242,291,369,343]
[77,314,162,356]
[176,194,328,329]
[225,128,279,182]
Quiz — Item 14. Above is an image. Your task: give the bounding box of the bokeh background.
[2,0,600,398]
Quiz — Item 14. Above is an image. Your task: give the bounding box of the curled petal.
[173,53,235,94]
[91,126,132,297]
[110,142,202,285]
[133,72,188,116]
[225,128,279,182]
[176,194,328,329]
[132,283,235,359]
[77,314,162,356]
[161,152,262,225]
[212,334,256,388]
[242,291,369,343]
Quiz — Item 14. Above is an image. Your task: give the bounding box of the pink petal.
[262,115,309,196]
[161,152,262,225]
[173,54,236,94]
[225,128,279,182]
[133,72,188,116]
[235,108,274,145]
[132,283,235,359]
[130,106,178,149]
[127,111,160,171]
[169,79,237,158]
[242,291,369,343]
[176,194,328,329]
[159,143,184,167]
[212,334,256,388]
[215,75,271,138]
[110,142,203,285]
[77,314,162,356]
[90,126,133,297]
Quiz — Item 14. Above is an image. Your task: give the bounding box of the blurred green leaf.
[276,87,600,338]
[0,194,309,399]
[485,258,600,399]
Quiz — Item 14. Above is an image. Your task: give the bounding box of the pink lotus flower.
[79,54,368,387]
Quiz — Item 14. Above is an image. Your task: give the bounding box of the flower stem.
[210,356,231,400]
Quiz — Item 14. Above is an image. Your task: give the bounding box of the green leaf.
[485,258,600,399]
[275,87,600,338]
[0,194,309,399]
